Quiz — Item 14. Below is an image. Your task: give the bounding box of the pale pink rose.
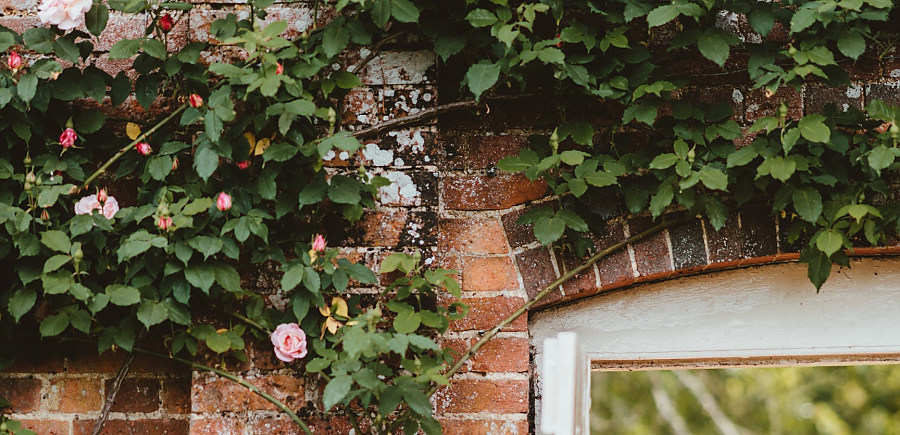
[74,194,118,219]
[38,0,92,31]
[270,323,307,362]
[59,128,76,148]
[136,142,152,155]
[312,234,326,252]
[216,192,232,211]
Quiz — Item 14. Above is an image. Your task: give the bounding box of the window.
[534,258,900,435]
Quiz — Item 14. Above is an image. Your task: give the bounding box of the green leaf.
[331,71,362,89]
[322,19,350,57]
[194,143,219,181]
[793,187,823,223]
[556,210,588,232]
[188,236,223,260]
[323,374,353,411]
[650,185,675,217]
[816,229,845,257]
[43,254,70,274]
[40,313,69,337]
[390,0,420,23]
[69,310,91,333]
[282,265,304,291]
[402,388,432,416]
[647,5,679,27]
[533,216,565,245]
[727,146,759,167]
[371,0,391,27]
[805,248,832,290]
[379,386,403,416]
[798,114,831,143]
[838,29,865,60]
[85,3,110,36]
[263,142,298,162]
[74,110,107,134]
[53,37,80,63]
[148,155,173,181]
[17,73,37,104]
[182,198,214,216]
[465,62,501,100]
[868,146,895,174]
[697,31,730,67]
[583,170,617,187]
[40,230,71,253]
[393,310,421,333]
[137,299,169,328]
[381,253,417,274]
[328,175,362,204]
[466,9,497,27]
[706,197,729,231]
[205,331,232,353]
[42,271,71,295]
[109,38,143,59]
[791,8,817,33]
[698,167,728,191]
[106,284,141,306]
[142,38,167,59]
[649,153,679,169]
[9,289,36,322]
[306,357,331,373]
[185,264,215,293]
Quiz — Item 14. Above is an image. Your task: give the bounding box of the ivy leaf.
[323,374,353,411]
[533,215,565,245]
[816,229,845,257]
[465,62,500,100]
[697,31,730,67]
[798,114,830,143]
[792,187,823,223]
[40,313,69,337]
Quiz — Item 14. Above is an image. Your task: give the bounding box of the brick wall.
[6,3,900,435]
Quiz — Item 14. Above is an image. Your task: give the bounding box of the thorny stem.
[48,336,313,434]
[432,214,694,393]
[76,105,187,193]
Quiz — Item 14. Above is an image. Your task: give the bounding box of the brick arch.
[499,203,900,311]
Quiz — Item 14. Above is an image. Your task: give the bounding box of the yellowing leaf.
[243,132,256,150]
[126,122,142,140]
[253,138,271,156]
[332,297,348,318]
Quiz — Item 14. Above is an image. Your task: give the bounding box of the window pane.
[591,365,900,435]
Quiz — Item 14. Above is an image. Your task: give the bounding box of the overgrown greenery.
[1,0,900,433]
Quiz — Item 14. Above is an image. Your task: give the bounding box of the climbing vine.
[2,0,900,433]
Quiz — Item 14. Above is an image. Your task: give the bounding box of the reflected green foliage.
[592,365,900,435]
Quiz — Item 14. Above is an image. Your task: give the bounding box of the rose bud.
[216,192,232,212]
[59,128,77,148]
[40,209,50,221]
[312,234,326,252]
[8,51,22,71]
[159,13,174,32]
[172,157,179,170]
[276,63,283,75]
[189,93,203,108]
[136,142,152,155]
[97,188,108,203]
[236,160,250,170]
[157,216,173,231]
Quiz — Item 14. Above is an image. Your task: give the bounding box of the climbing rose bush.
[37,0,91,30]
[271,323,308,362]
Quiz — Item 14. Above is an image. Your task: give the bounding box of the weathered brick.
[440,217,509,254]
[189,6,323,44]
[559,251,599,298]
[443,174,547,211]
[679,86,745,123]
[502,203,558,249]
[192,374,304,413]
[450,297,527,332]
[74,419,189,435]
[461,256,519,292]
[804,84,864,115]
[515,248,562,307]
[105,378,160,413]
[433,379,529,413]
[355,51,436,85]
[329,209,438,248]
[442,337,529,373]
[745,86,802,122]
[628,217,674,278]
[669,216,708,270]
[467,134,528,170]
[439,96,555,130]
[189,417,247,435]
[0,378,41,413]
[163,378,192,414]
[17,420,68,435]
[438,418,529,435]
[595,221,634,287]
[865,82,900,106]
[51,378,103,413]
[704,212,742,264]
[779,215,811,254]
[740,210,777,258]
[2,341,65,373]
[355,129,436,168]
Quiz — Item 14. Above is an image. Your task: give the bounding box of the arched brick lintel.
[501,205,900,311]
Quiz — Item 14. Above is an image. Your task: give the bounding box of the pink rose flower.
[270,323,307,362]
[59,128,76,148]
[136,142,152,155]
[8,52,22,70]
[189,94,203,108]
[172,157,179,170]
[159,13,174,32]
[74,194,119,219]
[38,0,92,30]
[312,234,326,252]
[97,188,108,203]
[236,160,250,170]
[276,63,283,75]
[157,216,173,231]
[216,192,232,211]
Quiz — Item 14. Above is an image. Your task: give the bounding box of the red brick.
[433,379,529,413]
[51,378,103,413]
[190,417,247,435]
[74,419,188,435]
[450,297,527,332]
[192,374,304,413]
[595,221,635,288]
[804,84,863,115]
[461,256,519,292]
[163,378,192,414]
[105,378,159,413]
[438,418,529,435]
[17,420,68,435]
[467,134,528,170]
[443,174,548,211]
[705,212,742,264]
[3,345,65,373]
[745,86,802,122]
[0,378,41,413]
[442,337,529,373]
[440,217,509,254]
[559,251,599,298]
[515,248,563,308]
[249,417,360,435]
[628,217,674,278]
[305,416,357,434]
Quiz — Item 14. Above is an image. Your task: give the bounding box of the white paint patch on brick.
[846,84,862,99]
[732,89,744,104]
[388,129,426,154]
[379,171,420,206]
[358,51,436,85]
[362,143,394,166]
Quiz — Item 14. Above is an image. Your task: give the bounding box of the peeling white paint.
[846,84,862,99]
[362,143,394,167]
[732,89,744,104]
[379,171,420,206]
[322,150,336,161]
[338,151,350,160]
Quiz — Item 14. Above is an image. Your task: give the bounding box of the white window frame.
[533,257,900,435]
